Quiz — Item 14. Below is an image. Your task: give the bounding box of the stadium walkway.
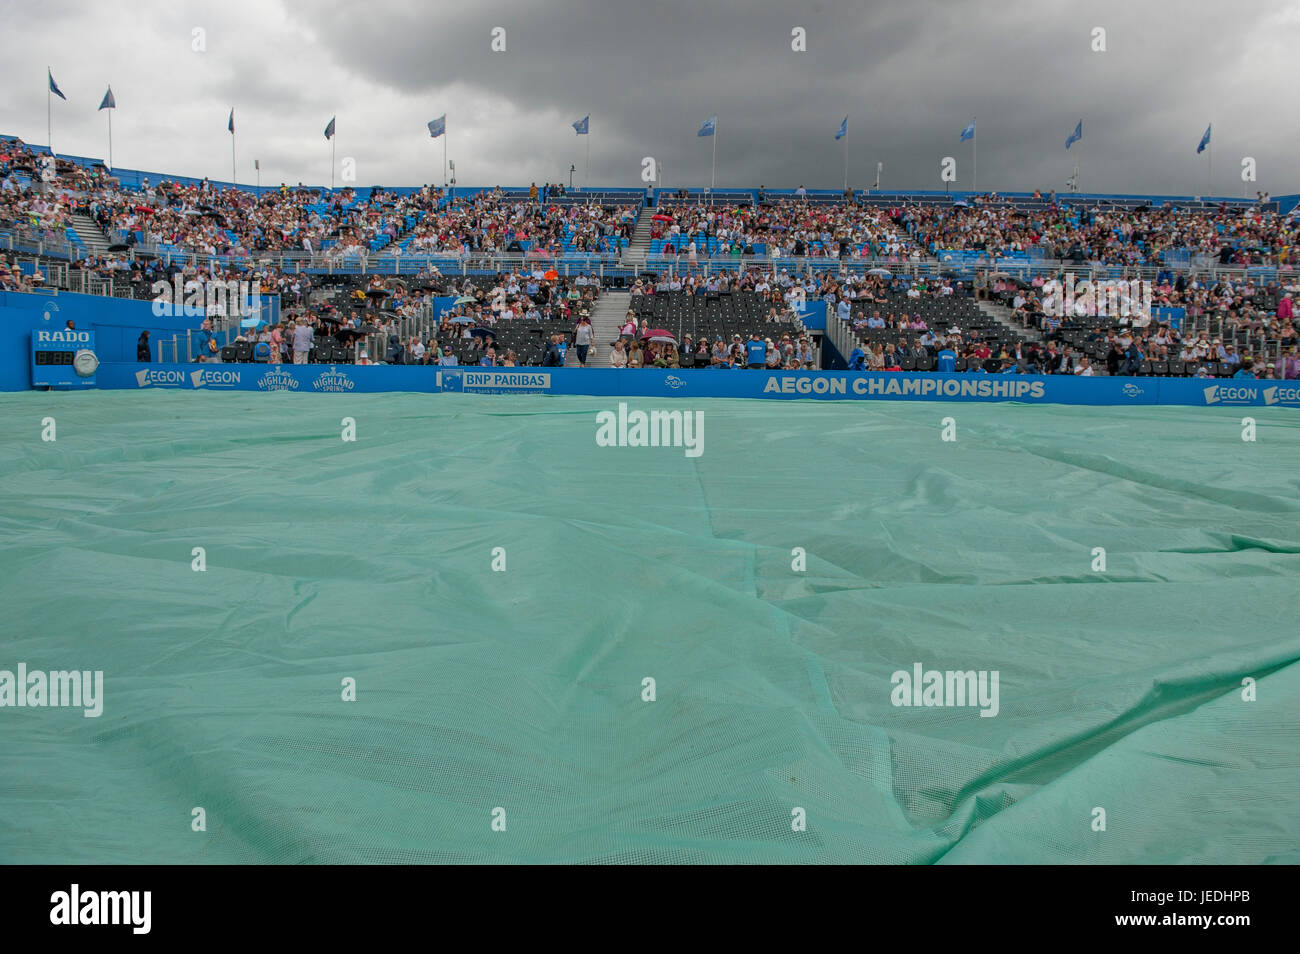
[585,290,631,367]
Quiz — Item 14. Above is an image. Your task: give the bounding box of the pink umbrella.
[641,328,675,342]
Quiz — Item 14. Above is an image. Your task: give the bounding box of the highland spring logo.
[311,366,356,392]
[595,402,704,457]
[1041,273,1153,321]
[151,277,261,319]
[257,368,300,391]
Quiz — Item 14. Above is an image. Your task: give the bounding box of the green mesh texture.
[1,391,1298,863]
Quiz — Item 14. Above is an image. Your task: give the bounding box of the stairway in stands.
[976,299,1043,344]
[585,290,632,367]
[71,212,113,256]
[620,208,654,268]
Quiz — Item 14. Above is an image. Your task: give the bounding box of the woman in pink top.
[268,325,283,364]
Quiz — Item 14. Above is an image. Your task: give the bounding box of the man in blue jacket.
[936,344,957,372]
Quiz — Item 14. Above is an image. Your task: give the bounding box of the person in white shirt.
[609,338,628,367]
[1074,356,1095,376]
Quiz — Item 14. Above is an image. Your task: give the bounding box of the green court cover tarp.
[1,392,1298,863]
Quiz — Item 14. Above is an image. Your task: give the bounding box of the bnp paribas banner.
[94,363,1300,408]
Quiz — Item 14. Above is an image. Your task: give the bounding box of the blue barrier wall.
[87,363,1300,408]
[0,289,273,390]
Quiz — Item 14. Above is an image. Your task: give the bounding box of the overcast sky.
[4,0,1298,196]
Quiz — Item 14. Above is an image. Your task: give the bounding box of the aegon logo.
[190,369,241,388]
[36,330,92,344]
[1263,386,1300,406]
[135,369,186,388]
[1203,385,1257,405]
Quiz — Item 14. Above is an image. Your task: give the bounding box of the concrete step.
[584,290,632,367]
[71,212,112,255]
[977,299,1041,343]
[620,209,655,266]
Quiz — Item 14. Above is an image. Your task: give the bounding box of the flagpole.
[443,132,447,191]
[231,125,237,189]
[843,125,848,193]
[107,107,112,170]
[585,128,590,188]
[972,119,977,193]
[1207,138,1212,197]
[710,120,717,206]
[47,76,52,156]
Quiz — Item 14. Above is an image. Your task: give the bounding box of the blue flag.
[835,116,847,140]
[573,115,589,135]
[228,109,234,134]
[698,116,716,137]
[960,121,975,142]
[48,68,66,101]
[324,116,336,140]
[99,86,116,111]
[427,114,446,138]
[1066,120,1082,149]
[1197,123,1211,154]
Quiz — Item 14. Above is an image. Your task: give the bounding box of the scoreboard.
[31,329,99,388]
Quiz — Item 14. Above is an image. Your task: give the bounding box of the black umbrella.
[469,327,497,340]
[335,327,367,342]
[365,288,390,299]
[107,243,130,253]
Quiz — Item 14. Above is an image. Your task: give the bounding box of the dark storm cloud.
[5,0,1298,194]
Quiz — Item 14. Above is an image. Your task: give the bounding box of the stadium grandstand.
[2,136,1298,380]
